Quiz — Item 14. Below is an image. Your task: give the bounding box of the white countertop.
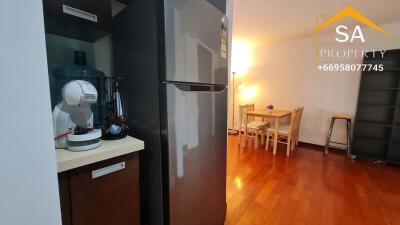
[56,136,144,173]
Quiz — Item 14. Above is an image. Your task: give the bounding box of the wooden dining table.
[244,109,292,155]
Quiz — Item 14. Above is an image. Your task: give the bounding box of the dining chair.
[265,108,299,156]
[293,106,304,148]
[238,104,269,148]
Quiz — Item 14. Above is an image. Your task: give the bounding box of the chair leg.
[265,131,270,151]
[255,132,259,149]
[246,130,252,148]
[261,130,265,145]
[238,129,242,146]
[286,138,291,156]
[291,139,295,151]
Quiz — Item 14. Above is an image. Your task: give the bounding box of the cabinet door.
[43,0,111,41]
[58,173,72,225]
[68,153,140,225]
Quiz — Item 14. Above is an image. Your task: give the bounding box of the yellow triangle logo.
[312,5,396,41]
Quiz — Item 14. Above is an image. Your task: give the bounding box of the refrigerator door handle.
[173,83,226,92]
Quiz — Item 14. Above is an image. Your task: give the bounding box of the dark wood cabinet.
[353,49,400,164]
[59,173,72,225]
[58,152,140,225]
[43,0,112,41]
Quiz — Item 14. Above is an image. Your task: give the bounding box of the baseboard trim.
[230,133,347,156]
[298,141,323,150]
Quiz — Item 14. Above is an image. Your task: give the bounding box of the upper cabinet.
[43,0,112,42]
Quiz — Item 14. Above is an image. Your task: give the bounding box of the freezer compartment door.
[164,83,227,225]
[163,0,228,85]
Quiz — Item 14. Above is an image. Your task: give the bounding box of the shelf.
[394,111,400,124]
[358,89,397,105]
[43,0,112,42]
[360,88,399,91]
[359,71,399,89]
[363,69,400,73]
[358,104,395,108]
[354,136,390,144]
[353,152,387,162]
[356,120,393,127]
[354,121,393,142]
[356,106,394,124]
[390,127,400,143]
[381,69,400,71]
[354,49,400,163]
[352,137,388,159]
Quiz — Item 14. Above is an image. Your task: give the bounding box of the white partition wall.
[0,1,62,225]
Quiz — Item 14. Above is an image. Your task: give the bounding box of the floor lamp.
[228,71,239,135]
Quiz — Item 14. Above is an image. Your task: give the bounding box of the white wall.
[231,20,400,145]
[0,1,62,225]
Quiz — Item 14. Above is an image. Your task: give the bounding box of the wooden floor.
[225,135,400,225]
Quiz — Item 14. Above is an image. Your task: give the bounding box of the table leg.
[273,117,279,155]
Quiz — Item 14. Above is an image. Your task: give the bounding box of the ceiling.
[232,0,400,43]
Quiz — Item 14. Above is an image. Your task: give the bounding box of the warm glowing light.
[238,83,245,90]
[234,177,242,189]
[240,86,257,100]
[231,40,252,74]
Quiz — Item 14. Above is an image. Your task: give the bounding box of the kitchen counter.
[56,136,144,173]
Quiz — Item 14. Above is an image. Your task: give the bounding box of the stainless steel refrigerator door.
[163,0,228,85]
[165,83,227,225]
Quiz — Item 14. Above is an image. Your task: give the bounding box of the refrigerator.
[113,0,228,225]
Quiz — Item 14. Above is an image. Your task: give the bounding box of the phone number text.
[317,64,383,72]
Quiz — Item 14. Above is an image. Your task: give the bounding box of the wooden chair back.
[288,108,298,137]
[238,104,255,129]
[294,106,304,140]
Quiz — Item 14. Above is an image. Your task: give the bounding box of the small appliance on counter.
[102,77,128,140]
[53,80,102,151]
[50,50,106,128]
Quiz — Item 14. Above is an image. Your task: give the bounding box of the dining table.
[244,109,292,155]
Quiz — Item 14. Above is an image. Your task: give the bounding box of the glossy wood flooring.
[225,135,400,225]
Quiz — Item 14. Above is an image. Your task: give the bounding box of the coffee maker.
[50,50,128,140]
[50,51,106,128]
